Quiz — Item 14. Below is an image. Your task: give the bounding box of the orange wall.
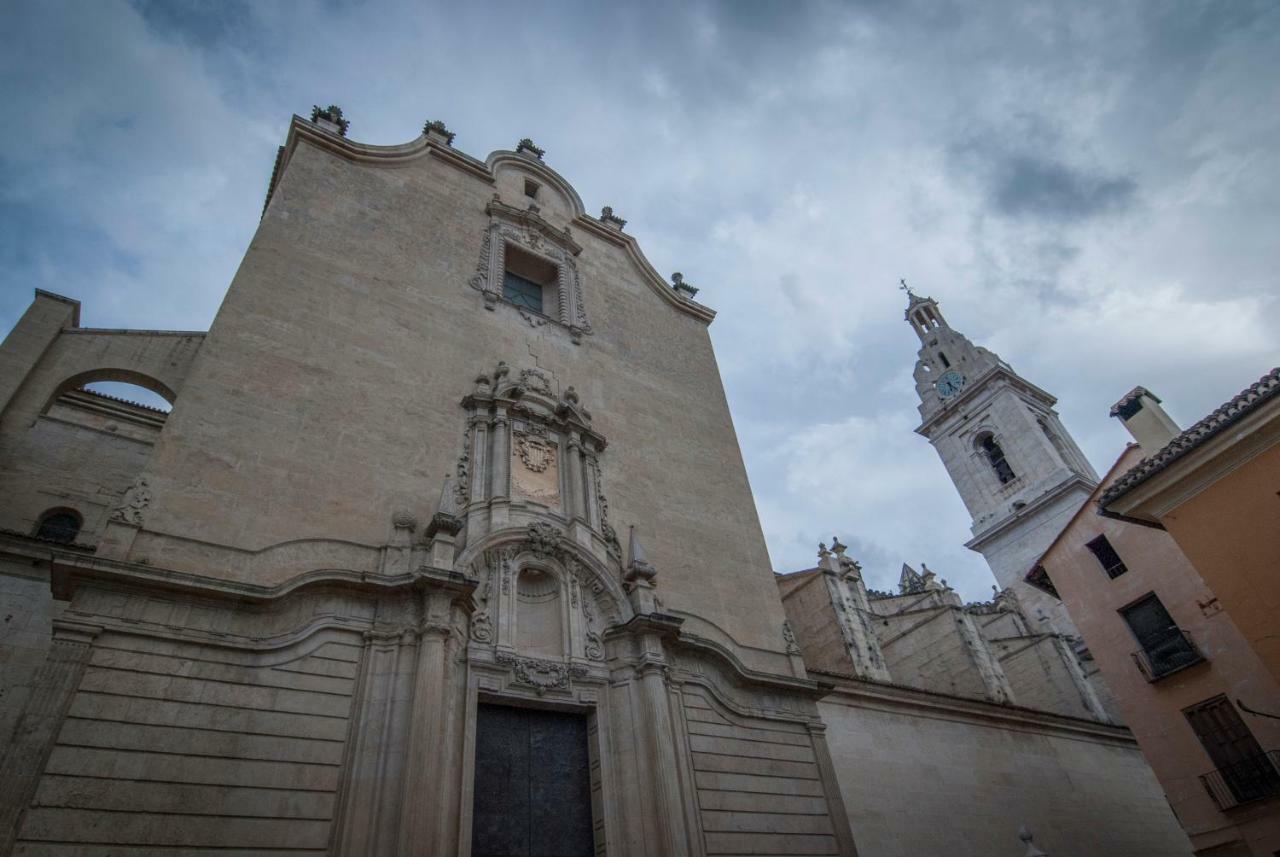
[1162,443,1280,686]
[1042,447,1280,854]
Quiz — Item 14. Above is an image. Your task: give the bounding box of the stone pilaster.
[0,619,99,854]
[398,591,467,856]
[332,629,417,856]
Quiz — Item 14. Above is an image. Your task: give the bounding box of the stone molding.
[266,116,715,323]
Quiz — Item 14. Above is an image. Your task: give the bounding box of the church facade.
[0,107,1191,855]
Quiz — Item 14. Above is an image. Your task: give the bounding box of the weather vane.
[899,278,915,298]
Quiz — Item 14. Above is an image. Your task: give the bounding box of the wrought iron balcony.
[1201,750,1280,811]
[1131,629,1204,681]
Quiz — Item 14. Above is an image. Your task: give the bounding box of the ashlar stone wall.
[819,680,1193,857]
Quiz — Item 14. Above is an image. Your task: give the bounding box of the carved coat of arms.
[517,434,553,473]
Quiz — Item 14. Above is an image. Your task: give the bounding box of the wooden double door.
[471,704,595,857]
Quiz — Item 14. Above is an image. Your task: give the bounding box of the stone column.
[583,452,602,530]
[0,620,99,853]
[468,417,489,507]
[565,432,585,522]
[490,406,510,501]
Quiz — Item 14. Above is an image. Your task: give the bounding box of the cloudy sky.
[3,1,1277,600]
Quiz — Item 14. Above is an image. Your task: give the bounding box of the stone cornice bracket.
[422,118,455,146]
[515,137,545,160]
[599,206,627,230]
[310,104,350,137]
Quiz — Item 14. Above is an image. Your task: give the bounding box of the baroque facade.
[0,107,1192,856]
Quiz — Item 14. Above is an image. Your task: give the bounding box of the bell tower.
[904,286,1098,632]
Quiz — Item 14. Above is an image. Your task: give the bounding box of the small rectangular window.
[1122,594,1202,679]
[1085,534,1128,578]
[524,179,540,198]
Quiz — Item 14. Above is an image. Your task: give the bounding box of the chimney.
[1110,386,1180,453]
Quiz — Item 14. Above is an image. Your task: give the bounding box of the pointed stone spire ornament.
[830,536,847,556]
[899,563,925,595]
[426,473,463,538]
[624,526,659,614]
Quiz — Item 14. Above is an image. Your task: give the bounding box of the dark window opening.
[1186,696,1280,809]
[1122,594,1203,680]
[1085,534,1128,579]
[503,271,544,313]
[524,178,540,199]
[981,435,1016,484]
[938,352,951,368]
[501,244,558,317]
[36,509,81,544]
[1026,565,1060,599]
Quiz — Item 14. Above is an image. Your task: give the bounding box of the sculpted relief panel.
[512,422,561,509]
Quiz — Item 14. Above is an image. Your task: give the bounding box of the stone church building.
[0,107,1193,855]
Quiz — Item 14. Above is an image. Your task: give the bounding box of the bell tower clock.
[903,286,1099,633]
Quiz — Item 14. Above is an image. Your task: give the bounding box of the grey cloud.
[951,138,1138,222]
[3,0,1278,603]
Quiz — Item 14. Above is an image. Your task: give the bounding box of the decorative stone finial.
[310,105,350,137]
[516,138,545,159]
[600,206,627,230]
[670,272,700,298]
[818,541,831,559]
[831,536,847,556]
[626,526,656,583]
[423,119,456,145]
[426,473,463,538]
[899,563,926,595]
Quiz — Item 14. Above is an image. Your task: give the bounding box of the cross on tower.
[899,279,915,299]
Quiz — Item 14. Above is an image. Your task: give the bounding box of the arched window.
[35,508,82,544]
[979,435,1016,484]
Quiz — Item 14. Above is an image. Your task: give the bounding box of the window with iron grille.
[1085,534,1128,578]
[1121,593,1202,679]
[503,271,544,313]
[1185,696,1280,809]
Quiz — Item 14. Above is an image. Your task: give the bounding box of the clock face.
[935,370,966,399]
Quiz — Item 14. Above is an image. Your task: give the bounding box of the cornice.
[814,669,1137,745]
[265,115,717,326]
[916,365,1058,437]
[0,534,472,606]
[965,474,1097,552]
